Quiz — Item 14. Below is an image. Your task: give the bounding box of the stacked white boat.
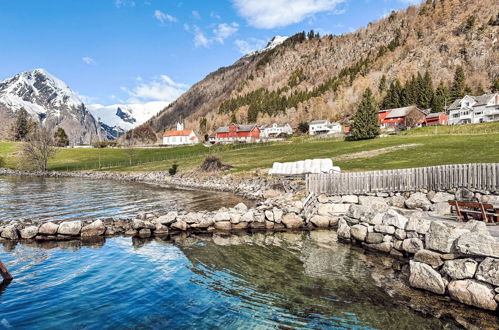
[268,158,340,175]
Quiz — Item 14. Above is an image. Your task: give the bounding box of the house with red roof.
[213,123,260,143]
[162,122,199,145]
[424,112,448,126]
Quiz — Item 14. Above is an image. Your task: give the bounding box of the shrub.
[200,156,231,172]
[168,163,178,175]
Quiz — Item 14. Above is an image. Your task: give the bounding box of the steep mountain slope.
[149,0,499,134]
[0,69,102,144]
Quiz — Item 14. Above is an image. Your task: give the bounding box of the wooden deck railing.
[306,163,499,195]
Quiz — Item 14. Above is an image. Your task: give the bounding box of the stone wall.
[307,189,499,312]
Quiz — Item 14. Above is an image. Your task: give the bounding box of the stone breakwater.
[0,168,297,200]
[306,190,499,312]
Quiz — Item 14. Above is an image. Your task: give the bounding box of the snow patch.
[245,35,288,57]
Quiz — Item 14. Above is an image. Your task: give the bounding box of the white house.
[260,123,293,138]
[309,120,342,135]
[162,122,199,145]
[447,93,499,125]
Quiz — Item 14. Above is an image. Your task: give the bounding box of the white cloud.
[122,75,189,103]
[82,57,96,65]
[193,26,210,47]
[234,38,267,54]
[154,10,177,23]
[232,0,344,29]
[115,0,135,8]
[213,23,239,43]
[191,10,201,19]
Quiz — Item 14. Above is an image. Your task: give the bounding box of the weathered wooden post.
[0,260,13,281]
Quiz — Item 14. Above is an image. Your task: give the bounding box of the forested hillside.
[148,0,499,135]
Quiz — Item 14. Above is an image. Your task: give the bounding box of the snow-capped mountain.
[245,36,289,57]
[87,101,169,132]
[0,69,102,144]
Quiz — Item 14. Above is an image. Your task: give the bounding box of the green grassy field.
[1,123,498,174]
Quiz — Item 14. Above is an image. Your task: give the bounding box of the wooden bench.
[448,201,498,223]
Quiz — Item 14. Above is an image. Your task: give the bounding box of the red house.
[378,106,426,130]
[213,124,260,143]
[424,112,448,126]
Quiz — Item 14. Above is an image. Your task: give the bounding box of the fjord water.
[0,176,252,221]
[0,232,455,329]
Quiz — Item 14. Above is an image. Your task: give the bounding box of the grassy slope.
[1,123,498,173]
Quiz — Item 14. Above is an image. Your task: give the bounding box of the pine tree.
[382,79,403,109]
[450,66,467,100]
[430,80,450,113]
[378,75,387,92]
[12,108,30,141]
[350,88,380,141]
[53,127,70,147]
[402,75,417,106]
[419,71,434,110]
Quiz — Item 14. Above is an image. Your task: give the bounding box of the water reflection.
[0,175,254,222]
[0,231,477,329]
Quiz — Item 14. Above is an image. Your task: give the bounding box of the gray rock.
[448,279,497,311]
[382,209,408,229]
[214,221,232,231]
[156,212,178,225]
[358,196,389,212]
[402,238,424,254]
[281,213,303,229]
[414,249,443,267]
[430,202,451,216]
[366,232,384,244]
[58,221,82,236]
[234,203,248,212]
[409,261,446,294]
[337,219,351,240]
[214,212,231,222]
[341,195,358,204]
[394,229,406,240]
[463,220,490,236]
[1,226,18,240]
[429,192,455,203]
[81,220,105,237]
[138,228,151,238]
[38,222,59,235]
[405,192,432,211]
[264,210,274,221]
[230,213,241,224]
[374,224,395,234]
[20,226,39,239]
[394,240,403,250]
[350,224,368,241]
[442,259,478,280]
[475,257,499,286]
[455,188,475,202]
[365,242,392,253]
[241,211,254,222]
[330,203,351,215]
[273,208,283,223]
[480,195,499,204]
[405,213,431,234]
[347,205,379,223]
[387,195,406,208]
[426,221,469,253]
[318,194,329,203]
[455,232,499,258]
[310,215,330,228]
[171,220,187,231]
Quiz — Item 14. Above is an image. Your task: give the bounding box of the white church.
[162,122,199,146]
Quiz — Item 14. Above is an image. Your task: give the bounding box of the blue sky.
[0,0,421,106]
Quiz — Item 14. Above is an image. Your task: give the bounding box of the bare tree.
[124,132,135,166]
[405,108,425,129]
[19,126,56,171]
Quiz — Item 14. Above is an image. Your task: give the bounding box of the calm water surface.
[0,176,253,222]
[0,232,457,329]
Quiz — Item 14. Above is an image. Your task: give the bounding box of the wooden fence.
[306,163,499,195]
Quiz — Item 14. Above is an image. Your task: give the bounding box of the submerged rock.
[409,261,446,294]
[448,279,497,311]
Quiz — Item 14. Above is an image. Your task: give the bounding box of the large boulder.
[1,226,19,240]
[366,232,384,244]
[310,215,330,228]
[214,221,232,231]
[402,238,424,254]
[405,192,432,211]
[409,261,446,294]
[382,209,408,229]
[429,203,451,216]
[58,221,82,236]
[448,279,497,311]
[405,212,431,234]
[38,222,59,235]
[350,224,368,241]
[20,226,39,239]
[319,203,350,216]
[234,203,248,212]
[442,259,478,280]
[281,213,303,229]
[455,232,499,258]
[426,221,469,253]
[171,220,187,231]
[374,224,395,234]
[358,196,389,212]
[341,195,358,204]
[475,257,499,286]
[387,195,406,208]
[337,218,351,240]
[347,205,381,224]
[156,212,177,225]
[455,188,475,202]
[273,208,283,223]
[429,192,454,203]
[214,212,231,222]
[81,220,106,237]
[414,249,443,268]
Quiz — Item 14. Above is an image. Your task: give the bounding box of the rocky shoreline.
[1,167,499,314]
